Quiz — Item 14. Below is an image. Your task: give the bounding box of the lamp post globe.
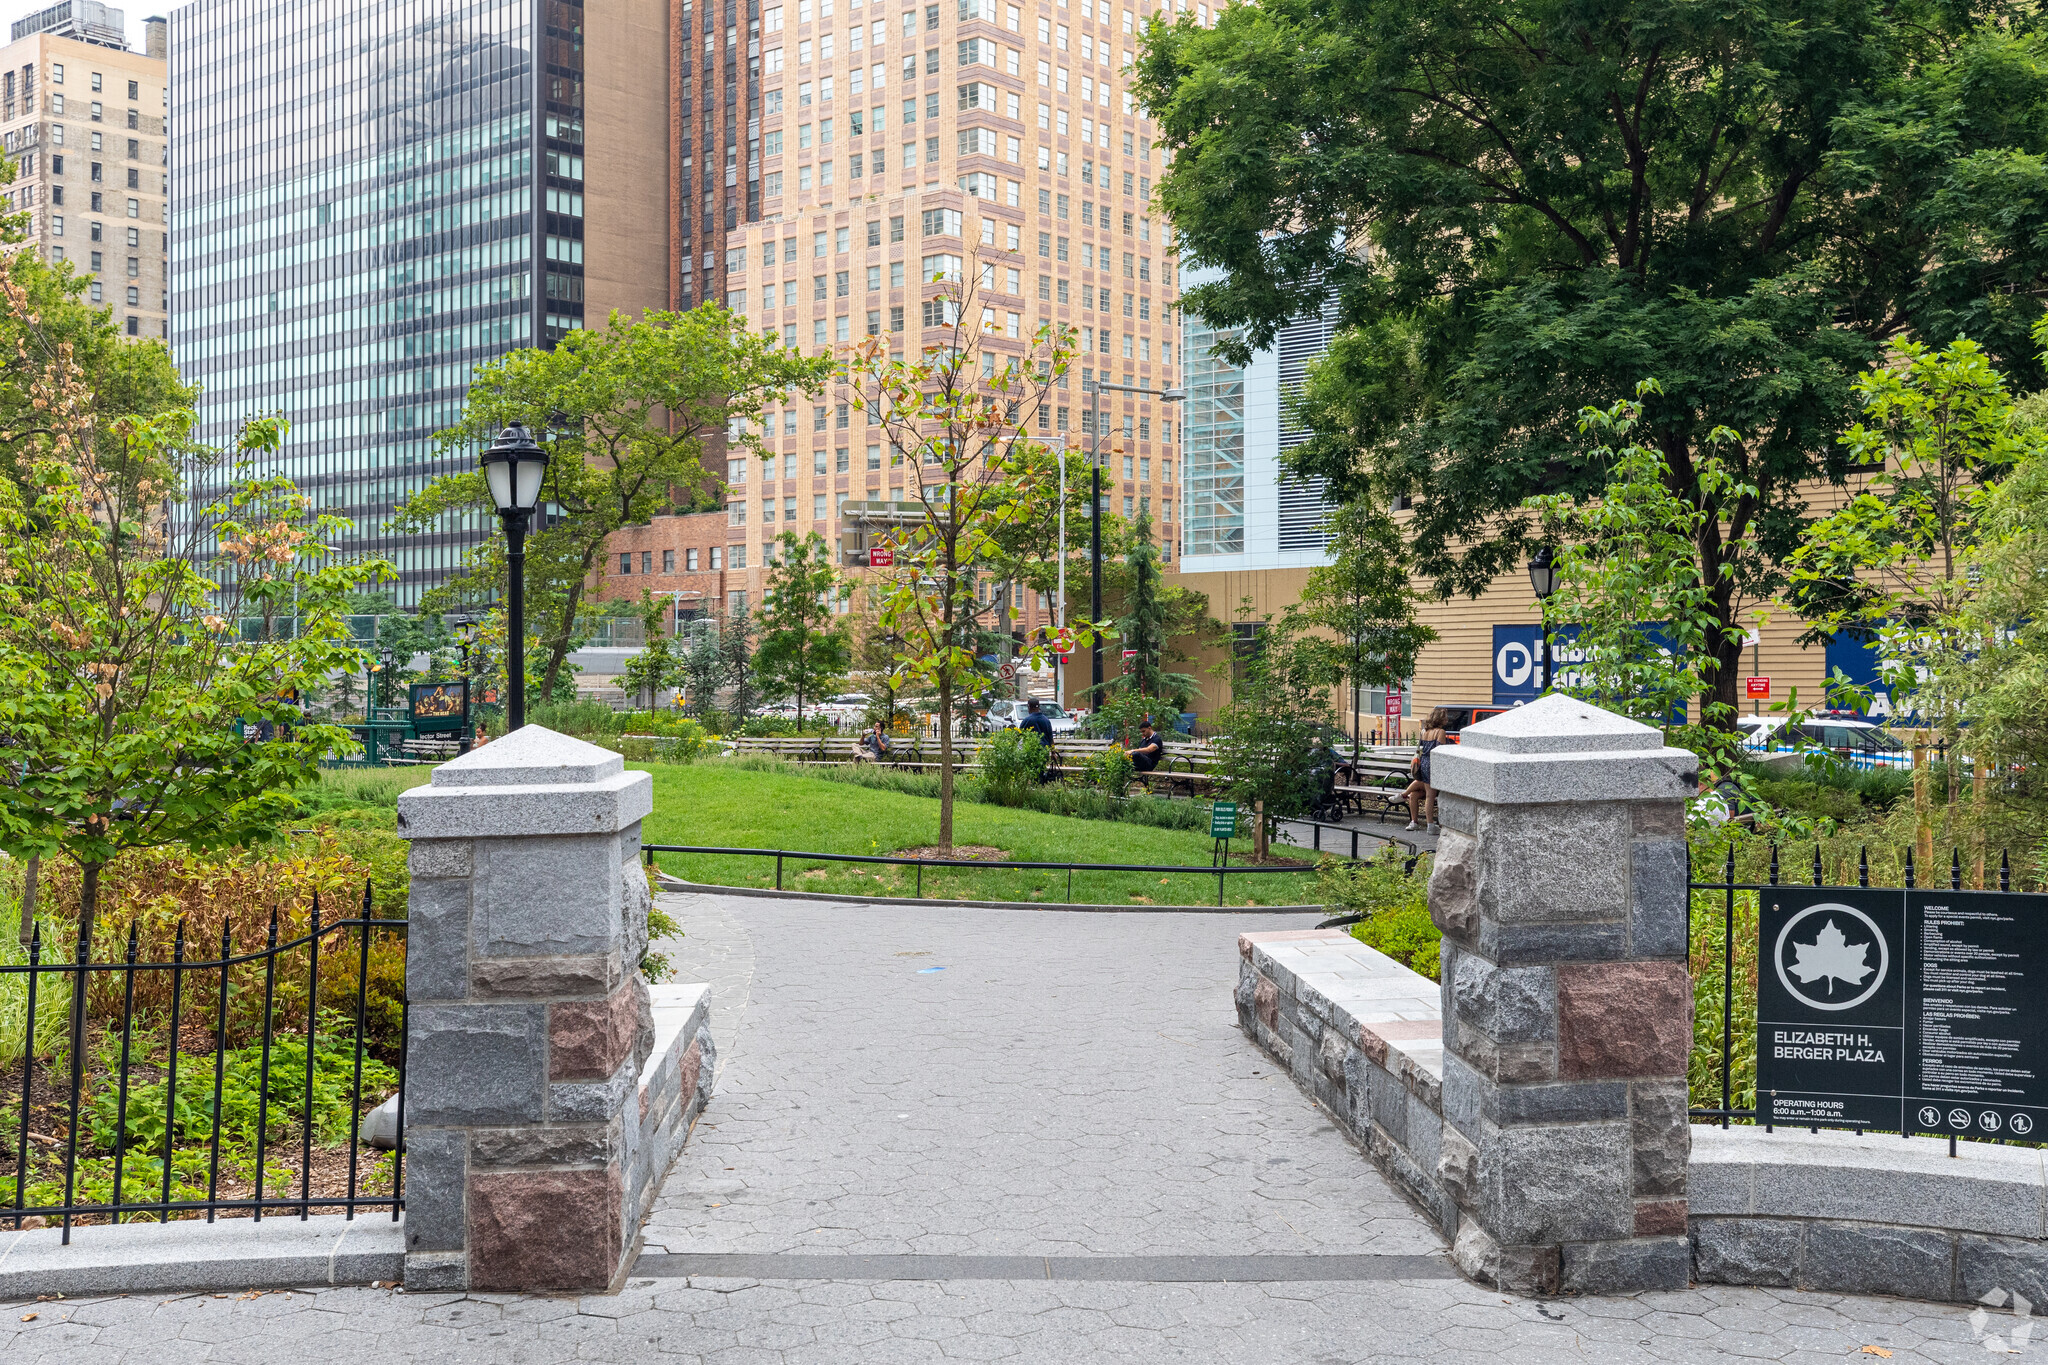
[1527,546,1558,694]
[480,424,549,731]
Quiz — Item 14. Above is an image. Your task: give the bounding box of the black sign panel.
[409,681,468,733]
[1906,891,2048,1139]
[1757,888,2048,1137]
[1757,889,1906,1131]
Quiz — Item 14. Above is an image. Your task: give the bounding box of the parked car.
[984,697,1081,735]
[1737,714,1906,755]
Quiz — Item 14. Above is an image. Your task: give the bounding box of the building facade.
[707,0,1194,632]
[1173,274,1878,735]
[167,0,667,604]
[1,5,170,341]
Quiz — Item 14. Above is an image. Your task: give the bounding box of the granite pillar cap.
[1430,694,1697,806]
[396,725,654,839]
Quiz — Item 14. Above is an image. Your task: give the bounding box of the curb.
[0,1215,405,1300]
[652,875,1328,916]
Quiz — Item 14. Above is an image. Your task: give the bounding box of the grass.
[634,760,1320,906]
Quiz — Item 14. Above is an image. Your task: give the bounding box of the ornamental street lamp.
[481,423,550,731]
[449,614,479,753]
[1527,545,1559,694]
[1084,379,1184,707]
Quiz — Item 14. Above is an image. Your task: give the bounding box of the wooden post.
[1972,764,1989,890]
[1252,798,1268,862]
[1912,744,1933,869]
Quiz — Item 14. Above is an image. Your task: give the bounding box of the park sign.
[1209,801,1239,840]
[1755,887,2048,1137]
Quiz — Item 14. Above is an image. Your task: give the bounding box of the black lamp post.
[450,615,477,753]
[1085,379,1185,705]
[1527,545,1559,694]
[481,423,550,731]
[376,647,395,710]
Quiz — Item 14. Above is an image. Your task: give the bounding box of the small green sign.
[1209,801,1239,840]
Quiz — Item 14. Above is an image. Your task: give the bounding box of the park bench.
[1333,750,1420,823]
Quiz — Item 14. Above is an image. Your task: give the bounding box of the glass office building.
[169,0,590,601]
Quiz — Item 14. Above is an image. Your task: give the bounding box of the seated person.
[1128,721,1165,774]
[857,720,891,762]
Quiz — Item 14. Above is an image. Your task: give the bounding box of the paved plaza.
[2,894,2000,1362]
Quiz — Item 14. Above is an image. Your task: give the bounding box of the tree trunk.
[937,673,954,853]
[69,860,101,1082]
[17,854,37,946]
[539,574,591,704]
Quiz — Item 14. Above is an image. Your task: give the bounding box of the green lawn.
[632,762,1320,906]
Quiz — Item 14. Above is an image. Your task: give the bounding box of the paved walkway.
[1,893,1996,1362]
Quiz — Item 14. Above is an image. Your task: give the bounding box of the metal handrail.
[643,843,1318,907]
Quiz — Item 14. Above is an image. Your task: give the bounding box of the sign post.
[1383,688,1403,741]
[1745,676,1771,700]
[1209,800,1239,871]
[1755,887,2048,1140]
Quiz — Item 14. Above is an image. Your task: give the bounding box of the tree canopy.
[394,307,829,700]
[1135,0,2048,721]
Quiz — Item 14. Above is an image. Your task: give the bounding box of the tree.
[1135,0,2048,726]
[1,154,194,507]
[1787,338,2021,729]
[622,594,681,710]
[844,275,1103,851]
[1210,602,1338,858]
[1527,384,1750,732]
[0,392,388,1060]
[394,307,830,701]
[1947,380,2048,841]
[1273,502,1436,756]
[753,531,852,728]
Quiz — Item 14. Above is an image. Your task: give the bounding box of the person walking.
[1403,707,1451,833]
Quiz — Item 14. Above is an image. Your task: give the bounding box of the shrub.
[1076,746,1136,800]
[978,728,1047,805]
[1320,849,1441,980]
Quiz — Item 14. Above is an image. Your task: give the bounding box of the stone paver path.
[1,892,1997,1362]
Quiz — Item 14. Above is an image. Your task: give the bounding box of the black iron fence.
[1689,842,2036,1143]
[643,844,1323,907]
[3,881,406,1240]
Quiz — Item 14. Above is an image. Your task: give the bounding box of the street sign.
[1746,676,1771,699]
[868,546,894,568]
[1755,887,2048,1135]
[1209,801,1239,840]
[1383,689,1404,720]
[998,662,1016,681]
[1051,627,1076,655]
[1122,649,1138,661]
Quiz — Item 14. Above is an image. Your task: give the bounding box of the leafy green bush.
[978,728,1047,805]
[1076,746,1136,800]
[1319,850,1441,979]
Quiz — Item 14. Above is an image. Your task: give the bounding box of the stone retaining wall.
[1236,929,1454,1235]
[1691,1124,2048,1304]
[1239,930,2048,1306]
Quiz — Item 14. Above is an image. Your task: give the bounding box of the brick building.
[593,509,739,627]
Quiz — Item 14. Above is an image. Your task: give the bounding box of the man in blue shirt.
[1019,697,1056,746]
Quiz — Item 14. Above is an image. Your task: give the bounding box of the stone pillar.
[1427,694,1697,1294]
[395,726,658,1293]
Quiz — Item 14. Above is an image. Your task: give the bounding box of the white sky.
[2,0,157,53]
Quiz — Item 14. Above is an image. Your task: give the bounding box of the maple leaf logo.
[1788,918,1873,995]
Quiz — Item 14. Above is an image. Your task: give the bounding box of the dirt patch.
[894,845,1011,862]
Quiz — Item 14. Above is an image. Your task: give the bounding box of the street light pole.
[1528,545,1559,696]
[481,424,551,733]
[1088,381,1104,704]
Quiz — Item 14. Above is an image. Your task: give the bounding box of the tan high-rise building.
[708,0,1191,628]
[1,4,169,340]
